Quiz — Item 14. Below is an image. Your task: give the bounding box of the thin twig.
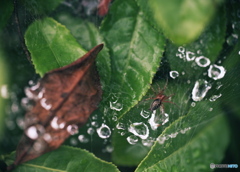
[13,0,33,65]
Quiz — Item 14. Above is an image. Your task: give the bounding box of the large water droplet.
[208,64,226,80]
[128,122,149,140]
[192,80,212,101]
[67,124,79,135]
[97,124,111,139]
[195,56,210,67]
[25,124,45,140]
[140,109,150,118]
[43,133,52,142]
[127,135,139,145]
[169,71,179,79]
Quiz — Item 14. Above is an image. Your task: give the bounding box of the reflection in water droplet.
[78,135,89,143]
[192,80,212,101]
[186,51,195,61]
[87,127,95,135]
[127,135,138,145]
[97,124,111,139]
[128,122,149,139]
[169,71,179,79]
[67,124,79,135]
[25,124,45,140]
[195,56,210,67]
[140,109,150,118]
[208,64,226,80]
[209,94,222,102]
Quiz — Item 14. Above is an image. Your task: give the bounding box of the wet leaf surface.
[10,44,103,169]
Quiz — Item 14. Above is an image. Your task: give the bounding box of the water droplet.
[120,132,125,136]
[226,34,238,46]
[140,109,150,118]
[78,134,89,143]
[186,51,195,61]
[191,102,196,107]
[92,114,98,120]
[127,135,139,145]
[208,64,226,80]
[110,100,123,111]
[30,82,40,91]
[97,124,111,139]
[128,122,149,139]
[157,135,168,144]
[0,85,9,99]
[209,94,222,102]
[148,111,169,130]
[70,138,78,146]
[40,98,52,110]
[169,71,179,79]
[178,46,185,53]
[112,116,117,121]
[91,121,99,127]
[33,140,45,152]
[197,50,202,54]
[21,97,34,110]
[25,124,45,140]
[43,133,52,142]
[67,124,79,135]
[16,117,25,129]
[116,122,125,130]
[180,127,191,134]
[192,80,212,101]
[195,56,210,67]
[51,117,60,129]
[105,145,114,153]
[87,127,95,135]
[169,132,178,138]
[142,137,154,147]
[37,88,45,99]
[209,108,213,111]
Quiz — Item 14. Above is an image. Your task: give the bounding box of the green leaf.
[100,0,166,119]
[0,0,13,30]
[137,0,224,45]
[23,0,63,15]
[166,6,226,79]
[8,146,120,172]
[25,17,86,76]
[136,112,229,171]
[54,13,111,88]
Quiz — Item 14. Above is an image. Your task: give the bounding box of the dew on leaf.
[87,127,95,135]
[40,98,52,110]
[186,51,195,61]
[116,122,125,130]
[78,134,89,143]
[169,71,179,79]
[67,124,79,135]
[109,99,123,111]
[128,122,149,139]
[140,109,150,118]
[97,124,111,139]
[208,64,226,80]
[127,135,138,145]
[195,56,210,67]
[209,94,222,102]
[192,79,212,101]
[25,124,45,140]
[142,137,154,147]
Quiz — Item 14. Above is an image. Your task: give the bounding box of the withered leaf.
[11,44,103,168]
[98,0,112,16]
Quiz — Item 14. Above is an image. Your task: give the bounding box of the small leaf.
[25,17,86,76]
[9,146,120,172]
[11,44,103,167]
[137,0,224,44]
[54,13,111,88]
[100,0,165,119]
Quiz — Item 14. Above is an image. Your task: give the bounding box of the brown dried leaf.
[13,44,103,167]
